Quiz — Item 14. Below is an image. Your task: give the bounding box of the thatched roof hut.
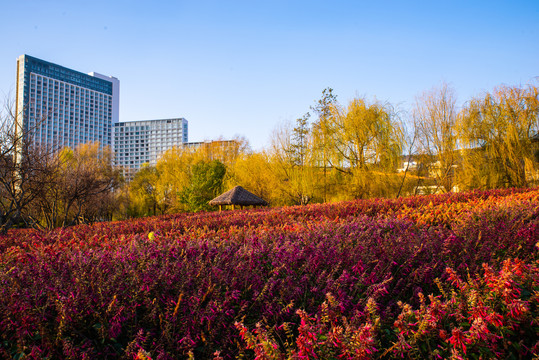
[209,186,268,210]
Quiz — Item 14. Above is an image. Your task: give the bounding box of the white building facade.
[114,118,188,177]
[15,54,119,151]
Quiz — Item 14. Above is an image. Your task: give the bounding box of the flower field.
[1,187,538,359]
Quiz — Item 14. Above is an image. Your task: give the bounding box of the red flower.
[439,329,448,341]
[448,328,469,354]
[508,299,528,318]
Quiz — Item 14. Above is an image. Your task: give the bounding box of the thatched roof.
[209,186,268,206]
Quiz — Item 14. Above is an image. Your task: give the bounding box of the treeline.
[1,82,538,231]
[125,82,539,217]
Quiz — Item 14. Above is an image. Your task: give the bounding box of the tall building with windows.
[15,54,119,150]
[15,55,190,181]
[114,118,188,178]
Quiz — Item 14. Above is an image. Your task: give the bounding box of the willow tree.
[320,97,404,199]
[155,146,196,212]
[226,151,280,206]
[412,83,458,192]
[458,84,539,189]
[193,136,250,167]
[128,165,162,217]
[268,117,321,206]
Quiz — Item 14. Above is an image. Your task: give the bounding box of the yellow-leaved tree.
[317,97,404,199]
[226,151,281,206]
[267,116,322,206]
[127,164,161,217]
[458,84,539,189]
[142,137,249,213]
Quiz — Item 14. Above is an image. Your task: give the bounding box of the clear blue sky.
[1,0,538,150]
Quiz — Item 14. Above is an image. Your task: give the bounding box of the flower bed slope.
[0,187,538,359]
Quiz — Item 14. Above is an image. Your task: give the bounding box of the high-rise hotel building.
[114,118,188,177]
[15,54,119,151]
[15,55,189,179]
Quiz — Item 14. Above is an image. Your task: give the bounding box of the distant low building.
[183,139,240,159]
[397,159,418,173]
